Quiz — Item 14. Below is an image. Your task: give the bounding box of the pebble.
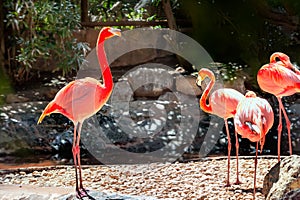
[19,171,26,175]
[0,158,278,199]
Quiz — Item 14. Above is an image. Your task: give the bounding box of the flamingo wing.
[257,63,300,97]
[210,88,244,119]
[40,77,105,123]
[256,98,274,133]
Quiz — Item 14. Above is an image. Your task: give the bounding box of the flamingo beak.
[245,122,261,137]
[196,76,202,87]
[252,125,261,135]
[109,28,121,37]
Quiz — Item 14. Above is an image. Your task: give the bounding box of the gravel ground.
[0,156,278,200]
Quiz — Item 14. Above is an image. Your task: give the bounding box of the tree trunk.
[162,0,177,30]
[81,0,89,23]
[0,0,6,73]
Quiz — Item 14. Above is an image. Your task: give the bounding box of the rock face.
[263,155,300,200]
[125,65,174,98]
[281,188,300,200]
[262,160,280,196]
[175,75,202,96]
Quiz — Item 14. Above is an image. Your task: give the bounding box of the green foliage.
[0,67,13,105]
[4,0,90,82]
[89,0,143,21]
[3,0,162,83]
[88,0,158,29]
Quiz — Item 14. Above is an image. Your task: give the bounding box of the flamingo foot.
[234,179,242,185]
[224,181,231,187]
[76,188,88,199]
[76,188,96,200]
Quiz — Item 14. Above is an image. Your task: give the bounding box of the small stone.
[29,179,37,183]
[32,171,40,177]
[19,171,26,175]
[6,94,29,103]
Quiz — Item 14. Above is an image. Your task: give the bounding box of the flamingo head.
[245,91,257,98]
[270,52,289,63]
[98,27,121,44]
[196,68,215,87]
[270,52,293,69]
[243,121,264,144]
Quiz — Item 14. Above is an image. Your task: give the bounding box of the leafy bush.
[4,0,90,82]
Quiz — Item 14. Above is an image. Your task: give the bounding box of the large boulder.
[175,75,202,96]
[263,155,300,199]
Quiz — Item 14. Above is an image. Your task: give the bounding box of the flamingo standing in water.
[196,68,244,186]
[37,27,121,198]
[257,52,300,160]
[234,91,274,199]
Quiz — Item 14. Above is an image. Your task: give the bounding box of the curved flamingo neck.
[270,52,300,75]
[96,35,113,94]
[199,69,214,114]
[270,52,282,63]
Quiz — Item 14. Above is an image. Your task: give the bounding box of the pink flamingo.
[257,52,300,160]
[234,91,274,199]
[197,68,244,186]
[37,27,121,198]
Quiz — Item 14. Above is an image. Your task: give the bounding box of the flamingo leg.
[253,142,258,200]
[277,98,293,155]
[72,123,80,193]
[234,131,241,184]
[277,98,283,162]
[224,119,231,186]
[72,122,95,199]
[76,122,85,191]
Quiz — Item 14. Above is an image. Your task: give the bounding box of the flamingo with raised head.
[37,27,121,199]
[234,91,274,199]
[257,52,300,160]
[196,68,244,186]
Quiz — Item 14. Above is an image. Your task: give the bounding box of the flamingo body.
[38,77,110,124]
[257,52,299,160]
[234,91,274,147]
[197,68,244,186]
[234,91,274,199]
[206,88,244,119]
[37,27,121,199]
